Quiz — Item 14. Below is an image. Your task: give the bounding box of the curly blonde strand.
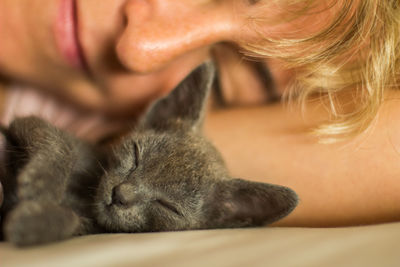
[241,0,400,141]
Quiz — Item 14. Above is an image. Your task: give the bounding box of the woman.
[0,0,399,226]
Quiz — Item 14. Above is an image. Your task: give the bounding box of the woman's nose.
[116,0,238,73]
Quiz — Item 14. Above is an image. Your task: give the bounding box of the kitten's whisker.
[95,159,108,177]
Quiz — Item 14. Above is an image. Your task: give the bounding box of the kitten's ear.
[204,179,298,228]
[140,62,215,131]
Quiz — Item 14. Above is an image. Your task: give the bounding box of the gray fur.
[0,63,298,246]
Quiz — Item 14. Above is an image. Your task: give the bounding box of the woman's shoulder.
[205,99,400,226]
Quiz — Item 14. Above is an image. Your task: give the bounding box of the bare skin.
[205,97,400,227]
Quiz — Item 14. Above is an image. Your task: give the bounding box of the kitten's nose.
[111,183,137,206]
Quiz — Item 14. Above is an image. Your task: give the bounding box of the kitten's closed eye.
[130,142,140,174]
[118,141,140,176]
[153,199,182,217]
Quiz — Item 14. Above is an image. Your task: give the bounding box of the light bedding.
[2,222,399,267]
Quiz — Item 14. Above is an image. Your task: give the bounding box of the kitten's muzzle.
[111,183,140,207]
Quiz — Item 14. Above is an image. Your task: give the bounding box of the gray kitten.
[0,63,298,247]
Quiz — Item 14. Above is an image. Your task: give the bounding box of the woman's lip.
[54,0,87,71]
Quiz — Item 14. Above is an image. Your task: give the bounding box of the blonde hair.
[240,0,400,141]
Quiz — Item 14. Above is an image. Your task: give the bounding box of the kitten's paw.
[4,201,80,246]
